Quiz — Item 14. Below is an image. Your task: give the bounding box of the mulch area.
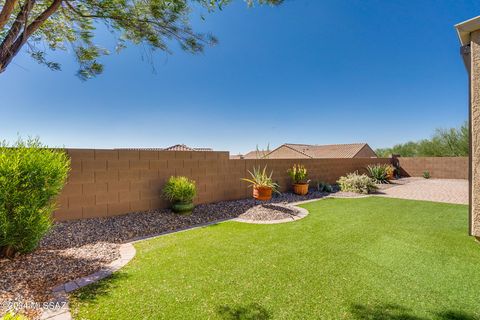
[1,190,347,319]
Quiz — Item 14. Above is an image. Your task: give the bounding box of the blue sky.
[0,0,477,154]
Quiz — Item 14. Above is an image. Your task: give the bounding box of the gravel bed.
[0,242,119,319]
[237,203,302,221]
[40,191,337,250]
[0,190,359,319]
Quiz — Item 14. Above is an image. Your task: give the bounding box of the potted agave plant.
[163,176,197,214]
[241,166,279,201]
[288,164,310,195]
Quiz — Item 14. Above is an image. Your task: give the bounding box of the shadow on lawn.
[70,272,130,303]
[217,303,271,320]
[350,304,477,320]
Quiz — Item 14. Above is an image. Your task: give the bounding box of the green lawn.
[70,197,480,320]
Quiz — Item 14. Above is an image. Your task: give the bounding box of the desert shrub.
[423,171,431,179]
[163,176,197,203]
[287,164,309,184]
[366,164,389,184]
[315,181,333,193]
[0,138,70,257]
[337,172,378,194]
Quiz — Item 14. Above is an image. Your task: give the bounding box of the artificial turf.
[70,197,479,320]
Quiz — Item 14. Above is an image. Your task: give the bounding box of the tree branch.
[0,0,35,60]
[23,0,62,38]
[0,0,19,29]
[0,0,62,72]
[64,0,210,46]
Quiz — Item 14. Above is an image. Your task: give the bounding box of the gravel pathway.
[375,178,468,204]
[1,190,345,319]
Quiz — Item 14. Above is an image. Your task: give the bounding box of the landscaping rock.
[237,203,301,221]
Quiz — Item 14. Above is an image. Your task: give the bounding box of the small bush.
[315,181,333,193]
[163,176,197,203]
[287,164,309,184]
[1,312,29,320]
[337,172,378,194]
[423,171,431,179]
[366,164,389,184]
[0,138,70,257]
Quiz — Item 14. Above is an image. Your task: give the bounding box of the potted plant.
[385,164,395,180]
[287,164,310,195]
[163,176,197,214]
[241,166,280,201]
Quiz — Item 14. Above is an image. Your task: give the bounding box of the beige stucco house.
[455,16,480,239]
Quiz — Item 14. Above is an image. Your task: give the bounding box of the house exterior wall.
[471,30,480,237]
[266,146,309,159]
[54,149,390,221]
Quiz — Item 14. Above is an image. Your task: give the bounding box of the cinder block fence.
[54,149,468,221]
[396,157,468,179]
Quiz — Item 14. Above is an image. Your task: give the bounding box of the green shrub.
[337,172,378,194]
[366,164,389,184]
[163,176,197,203]
[1,312,29,320]
[287,164,309,184]
[0,138,70,257]
[315,181,333,193]
[423,171,431,179]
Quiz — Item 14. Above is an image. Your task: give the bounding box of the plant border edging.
[39,243,136,320]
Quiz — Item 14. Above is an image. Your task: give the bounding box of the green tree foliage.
[376,122,469,157]
[0,138,70,257]
[0,0,282,79]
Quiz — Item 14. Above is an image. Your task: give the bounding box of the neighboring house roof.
[162,144,213,151]
[116,144,213,151]
[230,154,243,159]
[267,143,377,159]
[243,150,270,159]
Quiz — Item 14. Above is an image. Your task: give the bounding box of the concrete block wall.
[396,157,468,179]
[54,149,390,221]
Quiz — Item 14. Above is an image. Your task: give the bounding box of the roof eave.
[455,16,480,46]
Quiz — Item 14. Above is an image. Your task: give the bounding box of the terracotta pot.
[253,186,272,201]
[293,183,309,195]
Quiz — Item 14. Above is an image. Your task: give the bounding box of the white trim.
[455,16,480,46]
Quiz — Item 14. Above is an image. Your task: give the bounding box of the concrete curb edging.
[40,243,136,320]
